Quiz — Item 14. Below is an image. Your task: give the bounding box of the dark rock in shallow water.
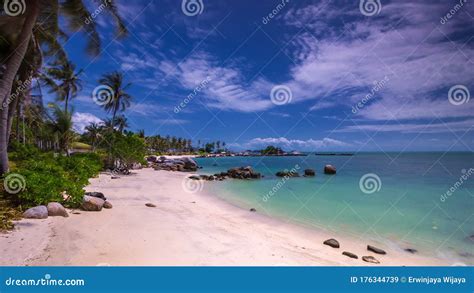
[323,238,340,248]
[85,192,107,201]
[324,165,337,175]
[466,235,474,243]
[250,208,257,212]
[276,170,299,177]
[362,256,380,264]
[23,206,48,219]
[304,169,315,176]
[145,203,156,208]
[342,251,358,259]
[404,248,417,254]
[367,245,386,255]
[227,166,261,180]
[188,175,201,180]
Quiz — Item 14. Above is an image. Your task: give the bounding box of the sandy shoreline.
[0,166,450,266]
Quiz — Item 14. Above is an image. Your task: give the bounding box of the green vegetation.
[260,146,285,155]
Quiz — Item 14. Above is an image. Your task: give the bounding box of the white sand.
[0,167,449,266]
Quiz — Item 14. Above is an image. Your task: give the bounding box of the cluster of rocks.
[148,156,199,172]
[23,202,69,219]
[274,165,336,178]
[82,192,113,211]
[189,166,262,182]
[322,238,388,264]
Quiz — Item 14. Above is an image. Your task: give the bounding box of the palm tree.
[0,0,127,174]
[98,71,132,126]
[114,115,129,134]
[47,103,74,155]
[84,122,102,151]
[42,60,82,114]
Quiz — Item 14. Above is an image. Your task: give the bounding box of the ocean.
[195,153,474,264]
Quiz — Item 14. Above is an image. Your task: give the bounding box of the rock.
[131,163,142,170]
[342,251,358,259]
[85,192,107,201]
[23,206,48,219]
[362,256,380,264]
[227,167,261,180]
[250,208,257,212]
[189,175,201,180]
[367,245,386,255]
[304,169,316,176]
[103,201,113,209]
[145,203,156,208]
[82,195,105,211]
[324,165,336,174]
[47,202,68,217]
[404,248,418,254]
[323,238,340,248]
[182,157,198,171]
[276,171,299,177]
[146,155,158,162]
[111,176,120,179]
[466,235,474,243]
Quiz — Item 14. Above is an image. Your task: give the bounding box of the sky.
[47,0,474,152]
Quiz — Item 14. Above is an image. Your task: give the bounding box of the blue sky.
[48,0,474,151]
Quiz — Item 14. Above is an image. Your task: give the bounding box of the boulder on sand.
[324,165,337,175]
[323,238,340,248]
[342,251,358,259]
[23,206,48,219]
[362,256,380,264]
[85,191,106,201]
[82,195,105,211]
[47,202,69,217]
[103,201,113,209]
[367,245,386,255]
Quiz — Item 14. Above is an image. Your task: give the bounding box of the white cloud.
[72,112,103,133]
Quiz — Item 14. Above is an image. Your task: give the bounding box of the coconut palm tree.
[47,103,74,155]
[114,115,129,134]
[98,71,132,127]
[42,60,82,114]
[0,0,127,174]
[84,122,102,151]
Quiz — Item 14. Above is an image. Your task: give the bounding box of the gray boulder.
[367,245,386,255]
[342,251,358,259]
[23,206,48,219]
[362,256,380,264]
[323,238,340,248]
[304,169,316,176]
[84,191,106,201]
[47,202,69,217]
[82,195,105,211]
[103,201,113,209]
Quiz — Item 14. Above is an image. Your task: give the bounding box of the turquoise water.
[195,153,474,263]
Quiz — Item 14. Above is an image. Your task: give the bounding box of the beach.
[0,166,448,266]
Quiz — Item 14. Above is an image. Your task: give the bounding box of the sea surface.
[194,153,474,264]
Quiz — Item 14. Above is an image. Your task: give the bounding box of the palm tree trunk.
[64,90,69,115]
[0,0,39,175]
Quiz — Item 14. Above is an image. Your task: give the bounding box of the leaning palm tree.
[42,60,82,114]
[98,71,132,126]
[0,0,127,174]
